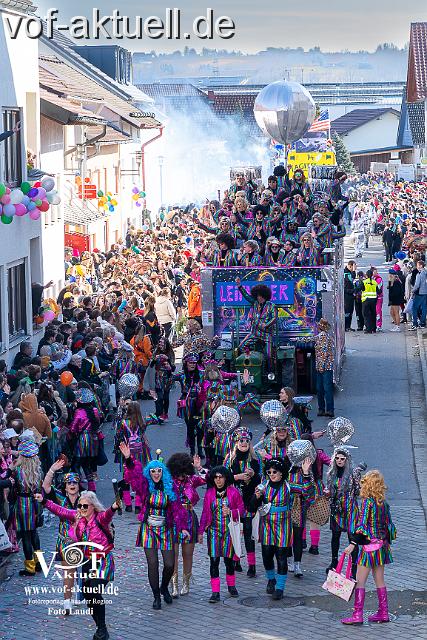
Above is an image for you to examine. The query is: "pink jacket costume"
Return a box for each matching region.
[124,458,188,531]
[44,499,115,580]
[199,485,245,535]
[173,475,206,507]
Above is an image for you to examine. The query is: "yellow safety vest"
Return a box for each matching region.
[361,279,377,302]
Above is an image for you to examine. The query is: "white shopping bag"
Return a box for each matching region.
[228,517,242,559]
[0,518,12,551]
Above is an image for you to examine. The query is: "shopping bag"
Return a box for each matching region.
[322,553,356,602]
[404,299,414,315]
[228,516,242,558]
[0,518,12,551]
[251,510,260,541]
[108,383,117,409]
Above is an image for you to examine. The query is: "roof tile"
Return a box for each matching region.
[331,108,400,135]
[407,22,427,102]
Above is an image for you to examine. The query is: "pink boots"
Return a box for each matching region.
[368,587,390,623]
[341,588,365,625]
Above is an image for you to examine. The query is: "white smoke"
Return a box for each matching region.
[143,100,270,214]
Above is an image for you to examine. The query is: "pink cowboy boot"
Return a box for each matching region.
[341,588,365,625]
[368,587,390,623]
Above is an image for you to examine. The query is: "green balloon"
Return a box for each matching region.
[0,184,6,197]
[140,191,146,197]
[35,199,42,206]
[1,214,13,224]
[21,181,31,194]
[97,190,104,197]
[160,213,165,221]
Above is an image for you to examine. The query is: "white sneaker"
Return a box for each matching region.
[63,599,72,615]
[408,325,418,331]
[390,326,401,332]
[287,558,294,572]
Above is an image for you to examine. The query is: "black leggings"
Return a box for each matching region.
[21,530,41,560]
[144,548,175,595]
[82,577,107,629]
[209,556,234,578]
[261,544,288,575]
[242,516,255,554]
[185,415,203,456]
[291,525,304,562]
[155,390,170,417]
[331,530,358,566]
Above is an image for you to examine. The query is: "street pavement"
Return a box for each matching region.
[0,235,426,640]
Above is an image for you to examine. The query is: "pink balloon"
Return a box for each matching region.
[1,195,10,205]
[29,209,41,220]
[6,188,11,194]
[14,203,27,216]
[44,310,55,321]
[37,187,46,199]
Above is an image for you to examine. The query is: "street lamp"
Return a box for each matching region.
[158,155,164,206]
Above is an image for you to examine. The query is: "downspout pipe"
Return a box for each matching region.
[141,127,164,207]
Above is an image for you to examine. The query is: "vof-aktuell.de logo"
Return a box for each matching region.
[23,542,118,616]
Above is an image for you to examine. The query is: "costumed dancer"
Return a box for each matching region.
[37,490,120,640]
[325,447,364,577]
[341,470,396,626]
[119,443,190,610]
[198,466,245,602]
[42,458,81,613]
[68,387,101,493]
[174,353,203,457]
[249,456,314,600]
[114,401,152,513]
[167,453,206,597]
[301,433,331,556]
[224,428,260,577]
[11,440,43,576]
[235,277,277,372]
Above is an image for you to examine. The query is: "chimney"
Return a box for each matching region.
[207,90,215,102]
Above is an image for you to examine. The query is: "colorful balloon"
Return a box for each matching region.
[1,214,13,224]
[1,195,10,205]
[0,184,6,197]
[132,186,139,194]
[10,189,24,204]
[39,200,50,212]
[29,209,41,220]
[21,182,31,194]
[60,371,73,386]
[3,204,15,217]
[41,178,55,192]
[28,188,38,198]
[14,203,27,216]
[36,187,46,199]
[97,190,104,197]
[27,202,37,211]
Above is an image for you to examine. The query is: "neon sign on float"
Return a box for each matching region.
[215,282,295,306]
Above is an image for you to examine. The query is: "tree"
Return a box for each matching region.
[332,132,356,174]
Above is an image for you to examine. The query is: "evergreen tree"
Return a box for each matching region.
[332,132,356,174]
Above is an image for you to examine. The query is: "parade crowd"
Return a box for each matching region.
[2,166,424,640]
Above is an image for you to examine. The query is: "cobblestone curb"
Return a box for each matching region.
[413,329,427,525]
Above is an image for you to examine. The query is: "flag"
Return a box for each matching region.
[308,109,330,132]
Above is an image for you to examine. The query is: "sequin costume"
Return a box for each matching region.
[237,284,277,361]
[11,467,42,532]
[173,475,205,544]
[47,487,79,561]
[329,472,360,534]
[352,498,396,568]
[199,486,245,558]
[114,419,151,470]
[257,477,314,547]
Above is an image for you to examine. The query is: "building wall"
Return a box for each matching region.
[339,112,400,153]
[40,115,65,299]
[0,9,44,364]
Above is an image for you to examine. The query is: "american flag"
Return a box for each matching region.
[308,109,330,132]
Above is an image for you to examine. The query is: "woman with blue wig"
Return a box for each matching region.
[120,443,190,610]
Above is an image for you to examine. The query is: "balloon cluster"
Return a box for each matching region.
[34,298,60,327]
[98,190,118,213]
[131,186,146,207]
[0,178,60,225]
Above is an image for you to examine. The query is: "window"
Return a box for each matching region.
[8,262,27,339]
[2,108,23,186]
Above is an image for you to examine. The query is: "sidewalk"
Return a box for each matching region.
[0,236,426,640]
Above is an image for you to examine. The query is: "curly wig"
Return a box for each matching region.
[264,456,291,479]
[360,470,386,504]
[167,452,195,478]
[216,233,236,250]
[143,460,176,500]
[251,284,272,301]
[206,465,234,488]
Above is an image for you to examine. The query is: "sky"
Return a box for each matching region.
[36,0,427,53]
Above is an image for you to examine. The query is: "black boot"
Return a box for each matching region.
[234,560,243,572]
[247,565,256,578]
[160,585,173,604]
[209,592,220,603]
[272,589,284,601]
[326,556,338,575]
[228,586,239,597]
[93,627,109,640]
[308,545,319,555]
[125,505,132,513]
[266,579,276,595]
[152,591,161,610]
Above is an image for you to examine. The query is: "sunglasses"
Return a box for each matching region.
[238,438,250,443]
[77,503,90,510]
[335,456,347,462]
[214,474,225,479]
[266,469,280,476]
[150,468,162,473]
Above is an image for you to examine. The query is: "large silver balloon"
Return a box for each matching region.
[211,406,240,434]
[327,417,354,446]
[287,439,316,467]
[117,373,139,399]
[254,80,316,144]
[260,400,286,430]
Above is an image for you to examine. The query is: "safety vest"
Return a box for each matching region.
[361,279,377,302]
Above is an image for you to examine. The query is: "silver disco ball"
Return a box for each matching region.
[117,373,139,399]
[260,400,286,430]
[327,417,354,446]
[287,439,316,467]
[211,406,240,434]
[254,80,316,144]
